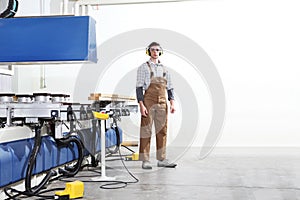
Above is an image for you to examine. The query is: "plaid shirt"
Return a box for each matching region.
[136,60,173,90]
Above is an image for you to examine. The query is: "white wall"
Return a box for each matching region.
[13,0,300,147]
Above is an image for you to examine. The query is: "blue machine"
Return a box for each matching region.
[0,16,97,64]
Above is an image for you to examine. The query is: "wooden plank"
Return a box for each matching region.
[121,141,139,147]
[89,93,136,101]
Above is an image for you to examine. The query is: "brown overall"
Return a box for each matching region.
[139,62,168,161]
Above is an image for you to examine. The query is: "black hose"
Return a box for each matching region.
[58,136,84,177]
[25,126,57,195]
[107,126,121,154]
[0,0,18,18]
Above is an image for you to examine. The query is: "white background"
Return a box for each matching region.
[12,0,300,147]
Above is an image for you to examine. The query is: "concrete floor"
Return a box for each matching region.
[7,147,300,200]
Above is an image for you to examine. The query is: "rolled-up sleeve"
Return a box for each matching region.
[166,70,173,90]
[136,87,144,102]
[136,65,145,88]
[167,89,175,101]
[136,65,146,102]
[166,70,175,101]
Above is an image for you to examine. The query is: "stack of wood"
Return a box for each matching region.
[88,93,136,101]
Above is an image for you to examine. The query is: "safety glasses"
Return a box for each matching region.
[150,48,161,52]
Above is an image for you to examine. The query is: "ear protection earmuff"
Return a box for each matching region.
[146,47,151,56]
[146,46,163,56]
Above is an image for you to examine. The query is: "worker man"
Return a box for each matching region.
[136,42,177,169]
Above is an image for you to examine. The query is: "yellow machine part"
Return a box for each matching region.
[93,111,109,120]
[132,152,139,160]
[55,180,84,199]
[125,152,139,161]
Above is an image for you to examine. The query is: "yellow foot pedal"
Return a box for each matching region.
[55,180,84,199]
[125,152,139,161]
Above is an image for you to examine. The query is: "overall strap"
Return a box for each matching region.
[146,61,154,78]
[147,61,167,78]
[162,65,166,78]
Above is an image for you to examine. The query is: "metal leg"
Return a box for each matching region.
[92,119,116,181]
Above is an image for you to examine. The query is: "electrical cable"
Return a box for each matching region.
[57,143,139,190]
[98,146,139,189]
[4,187,21,200]
[105,117,121,154]
[25,126,57,194]
[98,124,139,189]
[4,126,58,200]
[121,144,136,153]
[4,187,64,200]
[62,121,69,130]
[57,135,84,177]
[56,124,139,189]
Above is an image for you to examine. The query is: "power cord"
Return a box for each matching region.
[121,144,136,153]
[98,147,139,189]
[4,187,65,200]
[58,145,139,190]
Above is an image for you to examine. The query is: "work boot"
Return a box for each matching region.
[157,159,177,168]
[142,161,152,169]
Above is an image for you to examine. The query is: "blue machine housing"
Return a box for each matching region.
[0,16,97,64]
[0,128,122,188]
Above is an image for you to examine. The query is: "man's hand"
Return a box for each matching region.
[170,99,176,114]
[139,101,148,117]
